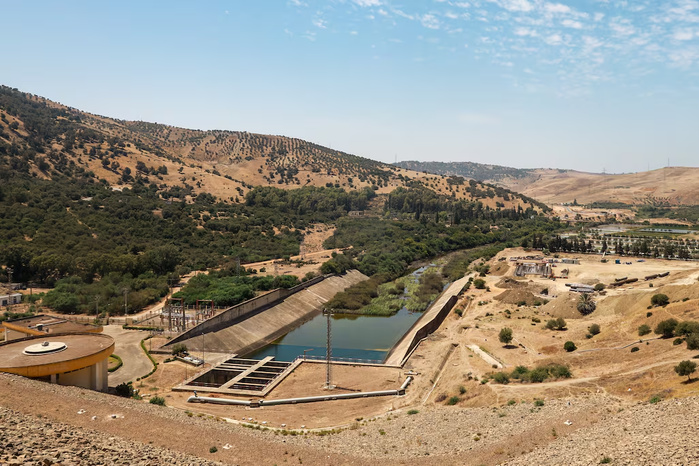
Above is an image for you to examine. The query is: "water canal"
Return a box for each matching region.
[246,266,438,362]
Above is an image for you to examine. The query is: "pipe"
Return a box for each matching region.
[187,395,251,406]
[400,375,413,391]
[259,390,400,406]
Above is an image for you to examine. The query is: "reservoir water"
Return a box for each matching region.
[246,266,436,363]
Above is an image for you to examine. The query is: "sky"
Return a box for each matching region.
[3,0,699,173]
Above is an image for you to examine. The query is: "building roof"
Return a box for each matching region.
[2,314,102,336]
[0,333,114,377]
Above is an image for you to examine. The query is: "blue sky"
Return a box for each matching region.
[3,1,699,173]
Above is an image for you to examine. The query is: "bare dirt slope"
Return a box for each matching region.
[500,167,699,205]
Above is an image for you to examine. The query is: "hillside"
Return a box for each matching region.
[395,160,535,183]
[0,85,542,211]
[502,167,699,207]
[394,160,699,206]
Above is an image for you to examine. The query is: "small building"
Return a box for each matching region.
[348,210,365,217]
[514,262,552,278]
[0,293,22,307]
[2,314,103,342]
[0,333,114,392]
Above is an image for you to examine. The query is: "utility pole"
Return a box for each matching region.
[7,267,13,312]
[323,308,335,390]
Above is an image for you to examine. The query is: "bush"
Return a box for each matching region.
[149,396,166,406]
[654,319,678,338]
[651,293,669,307]
[209,446,218,454]
[646,311,653,317]
[491,372,510,384]
[499,327,513,345]
[115,382,134,398]
[446,396,460,405]
[673,338,684,346]
[638,324,651,336]
[631,346,640,353]
[649,395,662,404]
[545,317,567,330]
[534,399,545,407]
[171,343,188,356]
[459,385,467,395]
[588,323,601,335]
[687,334,699,351]
[564,341,577,352]
[594,283,605,291]
[473,278,486,289]
[407,409,419,415]
[675,321,699,336]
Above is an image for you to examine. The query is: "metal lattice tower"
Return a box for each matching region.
[323,309,335,390]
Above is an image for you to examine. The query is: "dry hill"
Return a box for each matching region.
[0,85,542,211]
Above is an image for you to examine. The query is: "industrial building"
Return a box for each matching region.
[0,333,114,392]
[2,314,103,341]
[0,292,22,307]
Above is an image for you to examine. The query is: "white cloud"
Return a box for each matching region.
[544,3,571,14]
[673,29,696,40]
[514,27,537,36]
[421,14,441,29]
[562,19,583,29]
[609,17,636,36]
[354,0,381,7]
[313,18,327,29]
[496,0,534,13]
[544,33,563,45]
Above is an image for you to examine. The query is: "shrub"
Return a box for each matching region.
[638,324,651,336]
[528,367,550,383]
[115,382,134,398]
[534,399,545,407]
[651,293,669,307]
[654,319,678,338]
[675,321,699,336]
[446,396,460,405]
[554,317,567,330]
[564,341,577,352]
[171,343,188,356]
[459,385,467,395]
[673,338,684,346]
[600,457,612,464]
[407,409,419,415]
[594,283,605,291]
[687,334,699,351]
[631,346,640,353]
[646,311,653,318]
[209,446,218,454]
[588,323,601,335]
[649,395,662,404]
[491,372,510,384]
[473,278,486,289]
[499,327,513,345]
[149,396,166,406]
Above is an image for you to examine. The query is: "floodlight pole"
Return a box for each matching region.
[323,308,335,390]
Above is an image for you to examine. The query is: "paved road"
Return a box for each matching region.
[103,325,154,387]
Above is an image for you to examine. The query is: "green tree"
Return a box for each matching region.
[638,324,651,336]
[473,278,486,289]
[651,293,669,307]
[686,333,699,351]
[577,293,596,315]
[654,319,678,338]
[674,360,697,382]
[563,341,577,352]
[499,327,513,346]
[588,323,601,336]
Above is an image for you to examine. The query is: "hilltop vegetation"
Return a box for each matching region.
[395,160,535,182]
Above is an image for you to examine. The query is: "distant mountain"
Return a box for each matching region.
[394,160,537,183]
[395,160,699,207]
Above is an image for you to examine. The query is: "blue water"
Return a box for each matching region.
[247,265,436,362]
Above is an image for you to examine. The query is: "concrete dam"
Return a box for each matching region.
[164,270,367,356]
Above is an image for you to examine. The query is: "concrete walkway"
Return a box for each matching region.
[103,325,154,386]
[384,274,471,366]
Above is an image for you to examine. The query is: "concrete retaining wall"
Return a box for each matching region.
[165,275,326,348]
[164,271,368,355]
